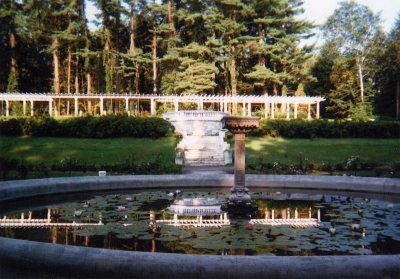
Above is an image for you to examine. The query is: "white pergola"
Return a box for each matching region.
[0,92,325,119]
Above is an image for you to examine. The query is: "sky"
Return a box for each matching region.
[300,0,400,45]
[86,0,400,45]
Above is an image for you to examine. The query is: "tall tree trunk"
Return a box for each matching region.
[67,49,72,94]
[230,46,237,96]
[168,0,175,35]
[152,30,158,94]
[356,55,364,103]
[258,24,265,67]
[104,31,112,93]
[129,3,136,55]
[87,73,92,94]
[223,62,228,95]
[7,0,18,92]
[75,57,79,93]
[396,73,400,120]
[7,29,18,92]
[10,31,17,77]
[81,0,91,95]
[273,63,278,96]
[53,37,60,94]
[135,64,140,94]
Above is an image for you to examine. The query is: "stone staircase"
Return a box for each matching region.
[180,136,228,166]
[164,111,232,167]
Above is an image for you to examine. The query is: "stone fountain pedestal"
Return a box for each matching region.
[222,116,260,216]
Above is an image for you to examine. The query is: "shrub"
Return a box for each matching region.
[0,118,24,136]
[1,115,174,138]
[251,120,400,138]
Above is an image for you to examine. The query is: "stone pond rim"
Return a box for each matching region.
[0,175,400,278]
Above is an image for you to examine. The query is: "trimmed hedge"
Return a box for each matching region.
[249,120,400,138]
[1,117,398,139]
[0,155,181,180]
[0,115,174,138]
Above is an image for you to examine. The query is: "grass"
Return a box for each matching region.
[1,136,399,179]
[0,136,178,166]
[243,137,400,167]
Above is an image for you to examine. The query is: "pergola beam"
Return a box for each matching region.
[0,93,325,119]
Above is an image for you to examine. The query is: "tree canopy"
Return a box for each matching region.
[1,0,399,119]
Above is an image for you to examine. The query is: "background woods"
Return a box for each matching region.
[0,0,399,119]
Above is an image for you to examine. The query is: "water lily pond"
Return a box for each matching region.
[1,189,399,256]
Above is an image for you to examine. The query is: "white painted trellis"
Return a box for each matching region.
[0,92,324,119]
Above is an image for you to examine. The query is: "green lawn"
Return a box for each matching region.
[245,137,400,166]
[0,136,178,166]
[1,136,399,169]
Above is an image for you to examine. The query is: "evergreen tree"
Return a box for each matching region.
[173,43,218,95]
[0,0,21,92]
[246,0,314,96]
[376,14,400,119]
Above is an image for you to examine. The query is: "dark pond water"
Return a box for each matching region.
[1,189,399,256]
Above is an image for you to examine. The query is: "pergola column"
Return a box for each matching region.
[294,102,298,119]
[316,101,320,119]
[74,97,78,116]
[223,101,228,113]
[125,98,129,114]
[242,102,246,116]
[198,100,204,110]
[150,98,156,115]
[5,100,9,117]
[100,98,104,115]
[174,100,179,112]
[49,99,53,117]
[247,102,252,116]
[23,100,26,116]
[271,102,275,119]
[264,102,269,119]
[286,103,290,119]
[307,102,311,120]
[30,101,34,116]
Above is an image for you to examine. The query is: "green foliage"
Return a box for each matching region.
[0,118,23,136]
[249,120,400,138]
[348,102,374,121]
[1,116,174,138]
[6,71,18,92]
[0,153,181,180]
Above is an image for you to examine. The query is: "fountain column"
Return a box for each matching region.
[223,116,260,202]
[234,133,246,192]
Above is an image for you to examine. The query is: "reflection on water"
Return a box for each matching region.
[1,190,400,256]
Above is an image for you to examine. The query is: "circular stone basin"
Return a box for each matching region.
[1,189,400,256]
[1,175,400,279]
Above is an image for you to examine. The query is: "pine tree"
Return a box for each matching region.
[173,43,218,95]
[246,0,314,95]
[91,0,125,93]
[376,14,400,119]
[0,1,19,91]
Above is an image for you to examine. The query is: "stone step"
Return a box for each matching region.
[184,157,225,162]
[184,160,226,166]
[184,152,225,159]
[180,137,222,145]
